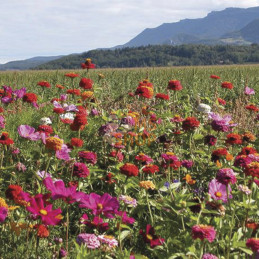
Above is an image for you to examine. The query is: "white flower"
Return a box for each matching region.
[197,103,211,113]
[59,113,75,120]
[40,117,52,125]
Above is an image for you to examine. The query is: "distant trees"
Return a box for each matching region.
[35,44,259,70]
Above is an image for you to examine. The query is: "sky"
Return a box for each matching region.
[1,0,259,64]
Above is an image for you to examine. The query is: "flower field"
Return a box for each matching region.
[0,63,258,259]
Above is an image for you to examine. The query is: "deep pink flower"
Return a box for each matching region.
[26,194,62,225]
[0,116,5,129]
[192,224,216,242]
[79,193,119,218]
[216,168,237,185]
[244,86,255,95]
[116,211,135,224]
[43,177,85,203]
[76,233,100,249]
[78,151,97,165]
[0,207,8,222]
[208,179,232,203]
[79,214,109,232]
[73,162,90,178]
[139,224,165,248]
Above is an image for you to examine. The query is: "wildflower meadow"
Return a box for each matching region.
[0,62,258,259]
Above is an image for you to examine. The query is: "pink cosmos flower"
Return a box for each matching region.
[79,214,109,232]
[208,113,237,132]
[244,86,255,95]
[0,207,8,222]
[18,125,42,141]
[26,194,62,225]
[53,100,78,112]
[116,211,135,224]
[79,193,119,218]
[43,177,85,203]
[208,179,232,203]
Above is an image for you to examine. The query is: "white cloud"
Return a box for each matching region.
[0,0,259,63]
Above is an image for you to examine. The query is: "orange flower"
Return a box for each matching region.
[81,91,94,100]
[56,84,65,89]
[65,72,79,78]
[45,137,63,151]
[139,181,155,190]
[183,174,196,185]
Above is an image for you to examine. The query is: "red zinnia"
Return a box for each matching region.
[34,224,49,238]
[81,58,96,70]
[79,78,93,89]
[245,104,259,112]
[192,224,216,243]
[65,73,79,78]
[182,117,200,131]
[66,89,81,96]
[120,163,139,177]
[71,138,84,147]
[37,125,53,136]
[210,75,220,79]
[217,98,226,106]
[168,80,183,91]
[226,133,242,145]
[53,108,65,114]
[211,148,228,162]
[221,81,233,89]
[135,86,153,99]
[155,93,169,100]
[0,107,5,113]
[23,93,37,103]
[0,132,14,145]
[142,164,160,174]
[37,81,51,88]
[239,147,257,156]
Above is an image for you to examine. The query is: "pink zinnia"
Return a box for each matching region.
[216,168,237,185]
[78,151,97,165]
[192,224,216,242]
[246,238,259,252]
[76,233,100,249]
[0,207,8,222]
[73,162,90,178]
[202,253,219,259]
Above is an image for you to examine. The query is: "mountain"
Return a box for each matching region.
[0,56,64,71]
[121,6,259,47]
[221,18,259,44]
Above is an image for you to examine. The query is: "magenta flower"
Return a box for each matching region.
[79,214,109,232]
[202,254,219,259]
[79,193,119,218]
[13,87,26,98]
[0,116,5,129]
[56,144,71,161]
[0,207,8,222]
[208,179,232,203]
[18,125,42,141]
[244,86,255,95]
[43,177,85,203]
[53,100,78,112]
[73,162,90,178]
[78,151,97,165]
[26,194,62,225]
[216,168,237,185]
[116,211,135,224]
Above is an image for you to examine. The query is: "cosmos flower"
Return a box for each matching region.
[244,86,255,95]
[208,179,232,203]
[18,125,42,141]
[208,112,237,132]
[139,225,165,248]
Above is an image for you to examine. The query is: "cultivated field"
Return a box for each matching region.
[0,64,258,259]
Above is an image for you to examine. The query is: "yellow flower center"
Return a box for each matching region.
[146,234,153,240]
[215,192,222,197]
[39,209,48,215]
[97,203,103,210]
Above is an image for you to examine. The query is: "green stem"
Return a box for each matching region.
[145,190,154,225]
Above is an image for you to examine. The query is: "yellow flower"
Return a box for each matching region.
[0,197,8,209]
[45,137,63,151]
[139,181,155,190]
[81,91,94,100]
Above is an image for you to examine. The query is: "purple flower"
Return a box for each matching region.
[13,87,26,98]
[36,170,51,179]
[244,86,255,95]
[208,113,237,132]
[79,193,119,218]
[202,253,219,259]
[59,248,68,258]
[76,233,100,249]
[1,97,13,104]
[0,207,8,223]
[60,94,67,101]
[53,101,78,112]
[90,108,100,116]
[16,162,26,172]
[216,168,237,185]
[208,179,232,203]
[56,144,71,161]
[18,125,42,141]
[98,123,117,136]
[43,177,86,203]
[181,160,193,168]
